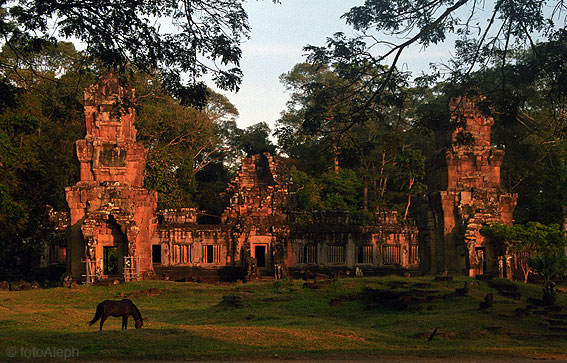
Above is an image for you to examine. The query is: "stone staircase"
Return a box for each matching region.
[518,304,567,339]
[546,312,567,334]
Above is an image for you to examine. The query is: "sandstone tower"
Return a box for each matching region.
[65,74,157,281]
[423,94,517,277]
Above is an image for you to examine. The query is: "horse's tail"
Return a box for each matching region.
[88,303,103,326]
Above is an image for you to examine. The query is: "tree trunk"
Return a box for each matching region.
[404,194,412,221]
[333,142,339,174]
[518,253,531,283]
[523,265,530,284]
[327,109,339,175]
[379,151,388,198]
[403,176,415,221]
[562,206,567,256]
[363,182,368,211]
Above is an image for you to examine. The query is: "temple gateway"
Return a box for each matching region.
[65,74,158,282]
[62,75,517,282]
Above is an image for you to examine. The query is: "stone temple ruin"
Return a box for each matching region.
[61,76,517,282]
[154,154,420,282]
[65,74,157,281]
[419,94,517,278]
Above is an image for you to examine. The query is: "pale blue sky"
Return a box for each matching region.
[222,0,453,129]
[69,1,455,129]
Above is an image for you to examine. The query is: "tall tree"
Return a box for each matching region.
[276,62,409,173]
[1,0,278,107]
[132,74,238,210]
[308,0,567,112]
[277,62,430,223]
[0,41,94,274]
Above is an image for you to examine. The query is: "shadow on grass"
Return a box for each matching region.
[2,278,566,361]
[2,328,266,361]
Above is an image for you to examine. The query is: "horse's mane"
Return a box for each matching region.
[128,300,143,321]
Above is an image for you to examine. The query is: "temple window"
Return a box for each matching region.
[382,245,401,265]
[172,244,191,264]
[409,244,420,265]
[328,245,345,264]
[298,244,316,264]
[203,245,221,264]
[356,245,373,264]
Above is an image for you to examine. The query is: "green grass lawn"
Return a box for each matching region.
[0,276,566,361]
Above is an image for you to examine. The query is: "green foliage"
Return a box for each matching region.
[528,254,567,281]
[290,169,321,211]
[216,120,277,177]
[134,74,238,210]
[274,111,333,175]
[0,41,93,273]
[352,209,377,226]
[233,122,277,157]
[276,62,411,167]
[291,168,363,218]
[194,162,230,217]
[517,223,567,256]
[1,0,264,107]
[480,223,514,245]
[0,182,28,239]
[144,151,194,210]
[318,169,363,213]
[482,222,567,257]
[277,62,429,222]
[482,222,567,282]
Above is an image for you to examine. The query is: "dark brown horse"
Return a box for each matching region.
[88,299,143,331]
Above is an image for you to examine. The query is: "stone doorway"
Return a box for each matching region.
[254,245,266,268]
[475,247,486,275]
[103,246,119,274]
[152,245,162,264]
[98,216,127,278]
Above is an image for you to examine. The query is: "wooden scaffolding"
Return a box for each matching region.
[83,258,102,284]
[124,255,141,282]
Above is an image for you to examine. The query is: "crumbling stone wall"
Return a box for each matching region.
[149,155,291,280]
[151,155,419,278]
[153,208,230,268]
[422,94,517,277]
[221,153,291,272]
[65,74,157,280]
[287,210,419,275]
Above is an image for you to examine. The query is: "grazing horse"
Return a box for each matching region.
[88,299,143,331]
